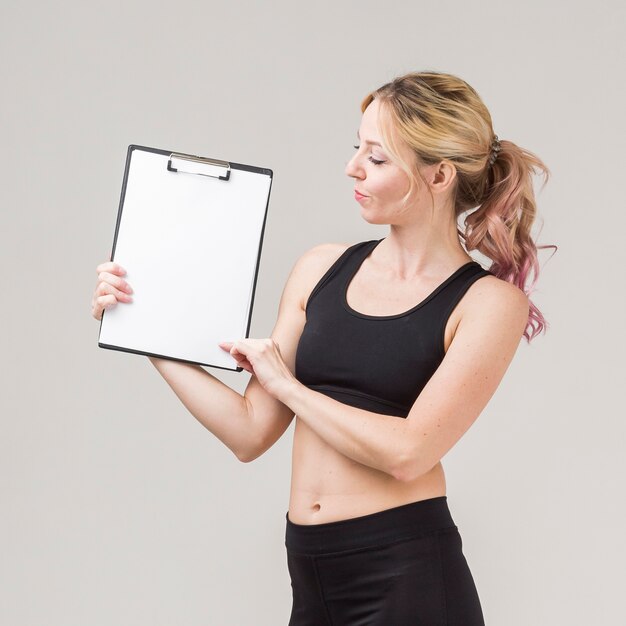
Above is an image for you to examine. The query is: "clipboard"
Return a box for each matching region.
[98,144,273,372]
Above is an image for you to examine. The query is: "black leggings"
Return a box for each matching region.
[285,496,485,625]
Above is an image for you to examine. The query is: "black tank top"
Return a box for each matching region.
[294,238,493,418]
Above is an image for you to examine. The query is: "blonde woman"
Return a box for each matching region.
[92,71,553,624]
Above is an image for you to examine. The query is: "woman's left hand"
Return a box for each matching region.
[218,338,298,402]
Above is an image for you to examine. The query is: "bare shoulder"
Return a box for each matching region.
[291,242,353,310]
[299,241,353,267]
[459,272,530,334]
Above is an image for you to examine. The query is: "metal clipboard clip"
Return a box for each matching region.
[167,152,231,181]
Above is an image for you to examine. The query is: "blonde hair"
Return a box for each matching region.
[362,70,557,342]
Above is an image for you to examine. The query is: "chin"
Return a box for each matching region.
[359,211,390,226]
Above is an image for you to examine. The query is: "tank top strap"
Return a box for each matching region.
[304,239,379,314]
[421,262,493,361]
[426,261,493,320]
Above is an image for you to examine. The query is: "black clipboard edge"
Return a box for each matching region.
[98,342,245,372]
[97,144,274,372]
[127,144,273,177]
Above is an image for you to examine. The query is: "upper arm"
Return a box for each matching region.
[242,242,350,461]
[396,278,530,481]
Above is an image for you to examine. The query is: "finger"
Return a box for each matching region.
[96,261,127,276]
[96,281,134,302]
[219,342,241,357]
[95,262,129,291]
[93,294,117,320]
[230,346,247,360]
[217,342,252,368]
[221,342,245,358]
[97,270,133,294]
[234,357,253,372]
[228,347,249,367]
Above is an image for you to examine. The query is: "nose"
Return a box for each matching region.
[344,152,364,180]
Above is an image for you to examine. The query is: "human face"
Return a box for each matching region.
[345,98,418,222]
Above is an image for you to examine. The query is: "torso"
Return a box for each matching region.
[287,242,484,525]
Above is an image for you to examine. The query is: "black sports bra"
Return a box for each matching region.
[294,238,493,418]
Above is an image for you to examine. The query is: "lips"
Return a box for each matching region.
[355,189,368,197]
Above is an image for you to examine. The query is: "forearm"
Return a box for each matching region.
[280,381,409,479]
[148,357,256,461]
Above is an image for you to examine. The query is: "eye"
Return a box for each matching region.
[352,145,386,166]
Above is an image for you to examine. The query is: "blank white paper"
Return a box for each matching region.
[98,147,272,370]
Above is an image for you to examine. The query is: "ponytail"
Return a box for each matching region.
[462,139,557,342]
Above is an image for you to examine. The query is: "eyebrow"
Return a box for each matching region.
[356,130,382,147]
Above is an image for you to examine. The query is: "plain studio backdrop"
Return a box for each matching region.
[1,1,624,624]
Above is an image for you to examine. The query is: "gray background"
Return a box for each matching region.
[2,1,624,624]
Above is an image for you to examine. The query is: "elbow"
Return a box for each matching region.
[235,399,266,463]
[236,443,262,463]
[236,434,269,463]
[391,460,415,483]
[391,447,424,483]
[236,450,256,463]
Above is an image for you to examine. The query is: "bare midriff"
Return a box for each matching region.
[285,244,475,526]
[287,416,447,525]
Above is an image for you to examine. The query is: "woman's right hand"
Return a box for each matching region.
[91,260,134,320]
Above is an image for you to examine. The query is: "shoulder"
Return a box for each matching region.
[288,242,354,310]
[460,271,530,335]
[299,241,353,271]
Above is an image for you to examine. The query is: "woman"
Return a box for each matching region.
[92,71,553,624]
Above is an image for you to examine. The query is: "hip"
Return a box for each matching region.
[284,496,485,625]
[285,495,455,555]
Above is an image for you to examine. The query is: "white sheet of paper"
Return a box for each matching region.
[98,147,272,369]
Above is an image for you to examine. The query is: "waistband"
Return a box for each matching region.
[285,496,456,555]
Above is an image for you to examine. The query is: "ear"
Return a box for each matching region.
[430,160,457,195]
